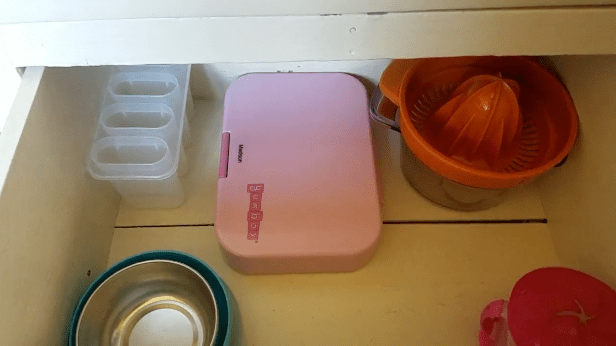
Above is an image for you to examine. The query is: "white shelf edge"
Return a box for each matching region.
[2,7,616,67]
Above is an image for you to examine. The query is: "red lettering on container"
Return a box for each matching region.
[247,184,264,240]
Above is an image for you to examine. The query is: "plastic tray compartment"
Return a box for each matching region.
[108,72,181,106]
[99,103,178,143]
[88,136,186,208]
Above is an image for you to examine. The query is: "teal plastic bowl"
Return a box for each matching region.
[69,250,240,346]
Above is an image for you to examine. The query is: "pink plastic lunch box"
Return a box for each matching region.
[215,73,382,274]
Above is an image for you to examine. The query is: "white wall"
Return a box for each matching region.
[0,67,120,345]
[0,54,20,134]
[540,56,616,287]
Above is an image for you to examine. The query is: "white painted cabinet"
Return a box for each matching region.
[1,4,616,345]
[3,0,615,23]
[0,5,616,66]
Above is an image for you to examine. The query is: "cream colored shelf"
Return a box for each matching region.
[115,99,545,227]
[4,8,616,67]
[108,223,560,345]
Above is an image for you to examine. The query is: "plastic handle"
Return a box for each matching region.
[379,59,417,106]
[371,59,422,132]
[219,132,231,178]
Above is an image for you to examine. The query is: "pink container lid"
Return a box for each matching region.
[508,267,616,346]
[216,73,382,274]
[479,267,616,346]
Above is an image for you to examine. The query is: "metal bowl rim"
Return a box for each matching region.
[68,251,233,346]
[76,259,219,346]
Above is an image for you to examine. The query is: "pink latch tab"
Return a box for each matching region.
[219,132,231,178]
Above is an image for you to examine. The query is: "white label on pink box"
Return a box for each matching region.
[247,184,264,240]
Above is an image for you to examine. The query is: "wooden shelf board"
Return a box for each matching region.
[108,223,559,346]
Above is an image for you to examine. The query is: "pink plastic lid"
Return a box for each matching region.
[508,267,616,346]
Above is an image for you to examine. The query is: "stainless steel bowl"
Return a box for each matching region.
[76,260,218,346]
[400,139,507,210]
